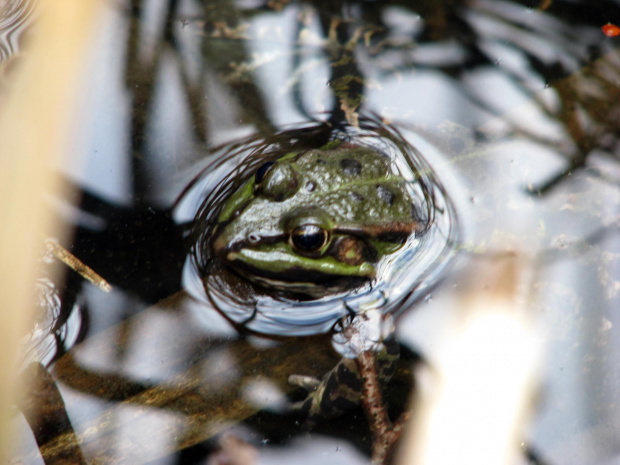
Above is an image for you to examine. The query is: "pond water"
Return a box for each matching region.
[4,0,620,464]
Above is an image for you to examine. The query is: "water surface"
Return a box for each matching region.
[4,1,620,464]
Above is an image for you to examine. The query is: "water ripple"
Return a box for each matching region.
[180,118,458,337]
[0,0,37,63]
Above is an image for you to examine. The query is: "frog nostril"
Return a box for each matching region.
[248,234,260,244]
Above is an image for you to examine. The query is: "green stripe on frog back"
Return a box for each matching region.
[319,139,344,150]
[217,178,255,222]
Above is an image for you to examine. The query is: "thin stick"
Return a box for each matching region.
[45,239,112,293]
[357,350,409,465]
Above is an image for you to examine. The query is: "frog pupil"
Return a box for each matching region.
[255,161,275,184]
[291,225,328,253]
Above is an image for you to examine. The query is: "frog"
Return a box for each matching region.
[210,140,428,298]
[207,138,427,424]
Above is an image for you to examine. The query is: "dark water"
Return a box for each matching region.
[5,0,620,464]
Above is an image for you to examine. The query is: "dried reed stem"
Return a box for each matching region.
[0,0,99,458]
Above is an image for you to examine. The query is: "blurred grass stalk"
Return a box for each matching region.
[0,0,99,459]
[400,262,541,465]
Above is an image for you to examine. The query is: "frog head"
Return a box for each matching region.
[210,143,426,297]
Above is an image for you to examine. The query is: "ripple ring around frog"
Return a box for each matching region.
[178,116,458,338]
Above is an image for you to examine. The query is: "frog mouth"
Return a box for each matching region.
[221,247,375,295]
[229,263,371,297]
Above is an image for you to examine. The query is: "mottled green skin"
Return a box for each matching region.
[211,142,420,295]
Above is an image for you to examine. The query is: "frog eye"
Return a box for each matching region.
[290,224,329,254]
[255,161,275,184]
